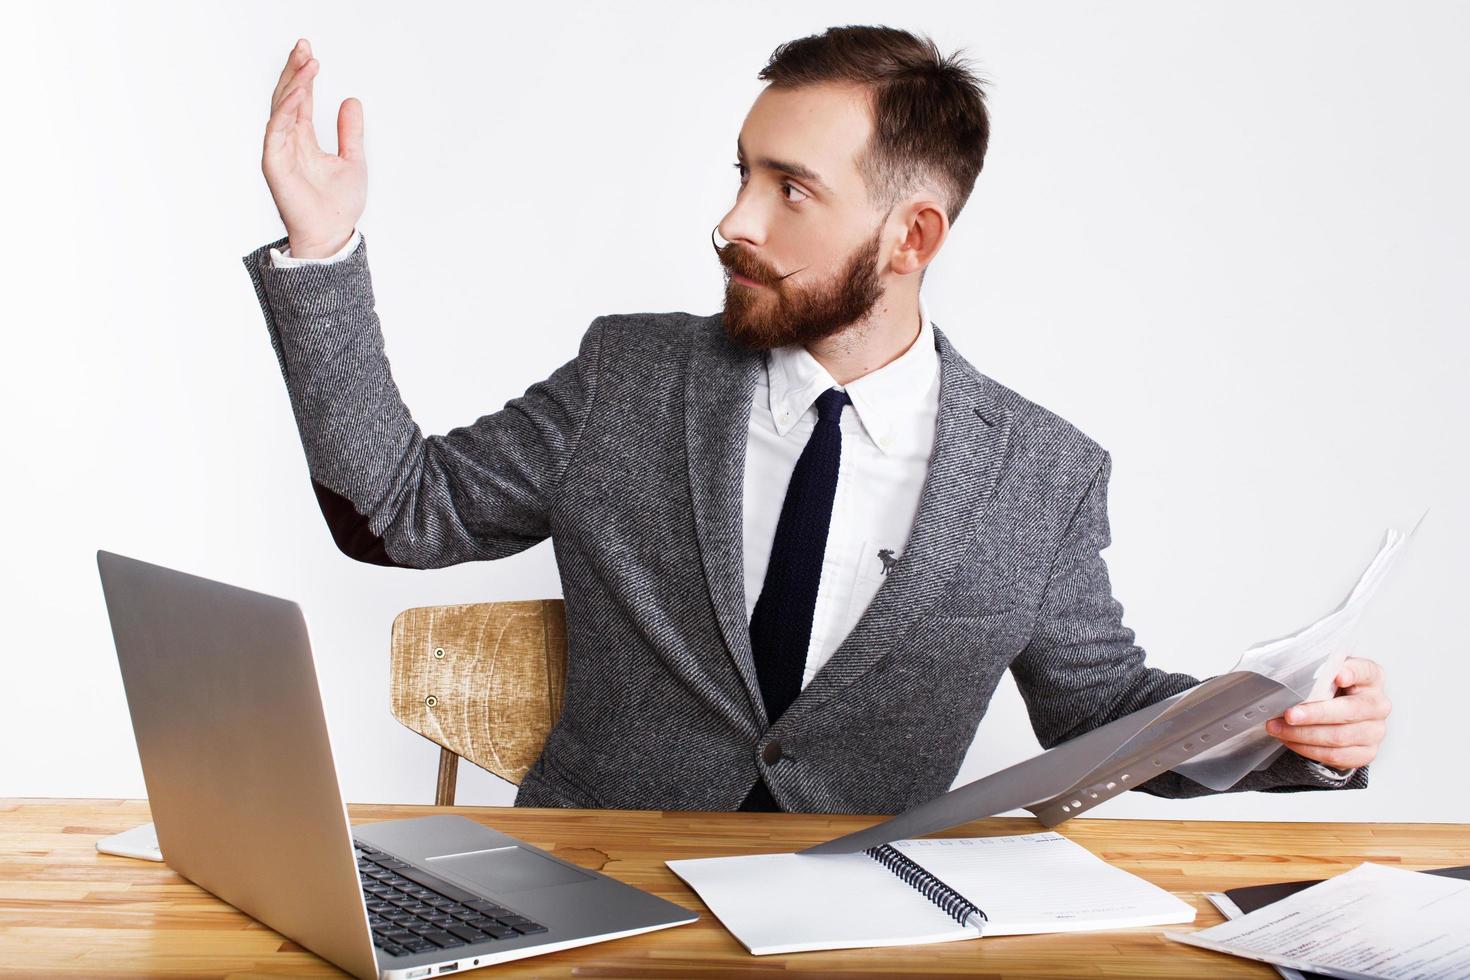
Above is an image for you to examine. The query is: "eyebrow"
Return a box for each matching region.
[737,137,833,196]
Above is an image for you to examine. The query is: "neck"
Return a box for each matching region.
[803,285,922,385]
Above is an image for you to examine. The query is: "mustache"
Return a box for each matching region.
[710,227,806,285]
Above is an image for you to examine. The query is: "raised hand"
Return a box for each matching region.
[259,38,366,258]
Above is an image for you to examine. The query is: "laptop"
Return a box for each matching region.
[95,550,696,979]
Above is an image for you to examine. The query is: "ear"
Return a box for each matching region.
[888,196,949,277]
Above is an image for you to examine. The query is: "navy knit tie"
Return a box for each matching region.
[740,386,850,812]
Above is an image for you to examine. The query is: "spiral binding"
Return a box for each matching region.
[864,844,987,927]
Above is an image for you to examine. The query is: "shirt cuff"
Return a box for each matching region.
[1304,759,1357,783]
[269,228,361,268]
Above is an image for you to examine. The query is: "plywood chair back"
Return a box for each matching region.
[389,599,567,805]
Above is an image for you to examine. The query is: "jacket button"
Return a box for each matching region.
[762,740,783,765]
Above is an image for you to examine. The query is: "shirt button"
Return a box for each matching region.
[762,741,783,765]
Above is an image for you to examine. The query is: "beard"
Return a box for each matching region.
[715,223,886,351]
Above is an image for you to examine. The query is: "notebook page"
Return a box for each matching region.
[892,832,1195,935]
[666,850,981,955]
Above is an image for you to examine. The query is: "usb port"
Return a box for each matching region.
[439,966,459,974]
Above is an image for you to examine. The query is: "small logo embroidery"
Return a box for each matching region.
[877,549,900,575]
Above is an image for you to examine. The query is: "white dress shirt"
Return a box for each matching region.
[269,232,1354,782]
[741,302,938,688]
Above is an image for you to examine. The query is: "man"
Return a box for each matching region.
[242,26,1390,813]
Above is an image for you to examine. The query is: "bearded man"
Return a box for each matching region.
[242,25,1389,813]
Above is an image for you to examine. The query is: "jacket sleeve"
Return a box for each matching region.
[1008,450,1368,798]
[240,230,608,569]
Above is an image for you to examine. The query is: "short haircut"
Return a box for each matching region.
[757,25,991,226]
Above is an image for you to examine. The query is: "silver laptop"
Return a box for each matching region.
[96,550,696,979]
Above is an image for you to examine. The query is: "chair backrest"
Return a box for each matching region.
[389,599,567,802]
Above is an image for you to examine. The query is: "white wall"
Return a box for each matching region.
[3,1,1464,823]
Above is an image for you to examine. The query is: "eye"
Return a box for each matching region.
[731,162,809,204]
[780,182,809,203]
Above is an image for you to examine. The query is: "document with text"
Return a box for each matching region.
[1167,863,1470,980]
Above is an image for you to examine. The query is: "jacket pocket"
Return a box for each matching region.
[930,584,1018,618]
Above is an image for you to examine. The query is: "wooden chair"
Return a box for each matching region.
[389,600,567,805]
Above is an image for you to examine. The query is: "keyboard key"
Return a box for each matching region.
[466,899,510,915]
[481,925,519,940]
[380,940,406,957]
[394,867,483,904]
[419,929,468,949]
[512,922,548,935]
[445,924,489,943]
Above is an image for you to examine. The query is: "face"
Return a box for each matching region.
[715,83,894,351]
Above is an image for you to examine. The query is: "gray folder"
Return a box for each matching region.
[802,670,1305,855]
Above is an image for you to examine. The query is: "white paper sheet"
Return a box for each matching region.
[668,832,1193,955]
[1168,863,1470,980]
[1170,512,1425,790]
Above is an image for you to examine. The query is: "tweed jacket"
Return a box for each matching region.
[241,231,1366,813]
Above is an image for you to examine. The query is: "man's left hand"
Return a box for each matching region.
[1265,656,1390,770]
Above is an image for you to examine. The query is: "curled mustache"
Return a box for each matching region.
[710,227,808,286]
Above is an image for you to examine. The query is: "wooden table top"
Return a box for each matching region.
[3,798,1467,978]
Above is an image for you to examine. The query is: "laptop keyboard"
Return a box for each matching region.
[353,839,548,958]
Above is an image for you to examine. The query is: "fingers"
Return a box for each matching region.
[266,86,305,139]
[1337,656,1385,691]
[338,97,365,160]
[1280,690,1391,728]
[276,57,319,116]
[272,38,311,109]
[271,41,319,125]
[1268,718,1386,749]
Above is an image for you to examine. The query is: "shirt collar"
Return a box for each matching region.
[765,294,939,455]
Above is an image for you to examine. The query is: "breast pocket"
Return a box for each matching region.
[847,538,906,622]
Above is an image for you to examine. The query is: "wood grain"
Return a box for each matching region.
[2,798,1467,978]
[389,600,567,799]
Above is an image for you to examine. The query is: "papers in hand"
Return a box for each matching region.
[667,831,1195,956]
[1167,863,1470,980]
[804,515,1424,854]
[1171,512,1425,790]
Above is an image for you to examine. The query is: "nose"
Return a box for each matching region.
[718,193,765,249]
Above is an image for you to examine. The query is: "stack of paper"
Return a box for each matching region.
[1167,863,1470,979]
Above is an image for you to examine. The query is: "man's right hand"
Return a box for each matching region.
[259,38,366,259]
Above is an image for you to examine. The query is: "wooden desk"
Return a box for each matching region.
[2,799,1466,977]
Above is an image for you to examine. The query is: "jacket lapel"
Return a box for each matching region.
[684,317,768,728]
[782,325,1014,721]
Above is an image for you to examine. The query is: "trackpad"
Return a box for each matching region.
[426,846,592,893]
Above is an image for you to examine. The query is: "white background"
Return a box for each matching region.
[3,1,1464,823]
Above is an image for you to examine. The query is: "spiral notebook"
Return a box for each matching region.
[666,831,1195,955]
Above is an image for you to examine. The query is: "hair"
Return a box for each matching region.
[757,25,991,227]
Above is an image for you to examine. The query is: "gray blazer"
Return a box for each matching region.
[241,231,1365,813]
